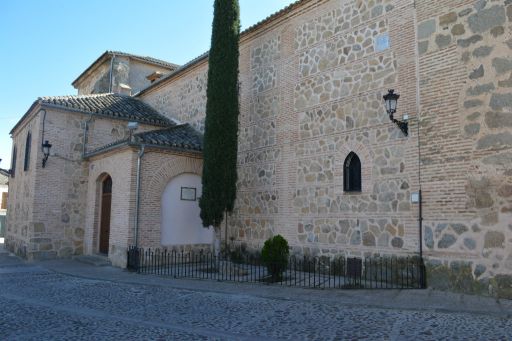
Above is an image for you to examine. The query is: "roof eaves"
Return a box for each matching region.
[83,139,131,159]
[136,0,312,97]
[0,168,10,177]
[9,99,42,135]
[135,52,209,97]
[71,51,110,88]
[84,138,202,159]
[72,51,180,88]
[241,0,306,36]
[39,101,171,127]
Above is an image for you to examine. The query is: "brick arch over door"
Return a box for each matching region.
[144,156,203,202]
[337,139,373,193]
[138,155,203,248]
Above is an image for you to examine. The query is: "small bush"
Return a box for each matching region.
[261,235,289,281]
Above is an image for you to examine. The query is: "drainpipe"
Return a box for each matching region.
[40,108,47,151]
[134,145,145,247]
[108,53,116,93]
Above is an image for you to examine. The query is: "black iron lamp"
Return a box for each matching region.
[383,89,408,136]
[42,140,52,168]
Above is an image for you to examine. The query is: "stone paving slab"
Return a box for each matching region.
[0,246,511,340]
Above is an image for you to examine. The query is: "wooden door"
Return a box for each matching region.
[99,176,112,254]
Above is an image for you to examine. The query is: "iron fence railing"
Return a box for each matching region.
[127,246,426,289]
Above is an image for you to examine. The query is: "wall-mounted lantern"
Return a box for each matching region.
[383,89,408,136]
[42,140,52,168]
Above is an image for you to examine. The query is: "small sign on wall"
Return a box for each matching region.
[180,187,197,201]
[375,33,390,52]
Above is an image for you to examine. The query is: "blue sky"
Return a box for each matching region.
[0,0,294,168]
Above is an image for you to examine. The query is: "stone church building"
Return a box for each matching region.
[5,0,512,297]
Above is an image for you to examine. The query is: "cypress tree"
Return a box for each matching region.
[199,0,240,228]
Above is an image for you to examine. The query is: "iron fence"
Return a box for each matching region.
[127,246,426,289]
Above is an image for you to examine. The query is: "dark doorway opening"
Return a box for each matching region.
[99,176,112,255]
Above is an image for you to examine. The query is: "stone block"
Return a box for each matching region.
[484,231,505,248]
[474,0,487,12]
[490,26,504,37]
[451,224,468,235]
[33,223,45,233]
[435,34,451,49]
[468,5,506,33]
[468,65,484,79]
[464,123,480,136]
[427,262,487,295]
[472,46,493,58]
[30,238,52,244]
[464,238,476,250]
[485,112,512,128]
[439,12,457,26]
[467,83,494,96]
[492,58,512,74]
[475,190,494,208]
[418,41,428,55]
[457,35,482,48]
[424,226,434,249]
[467,112,481,120]
[377,233,389,247]
[490,93,512,110]
[474,264,486,277]
[350,230,361,245]
[417,19,436,39]
[481,151,512,165]
[451,24,465,35]
[371,5,383,18]
[391,237,403,248]
[438,234,456,248]
[464,99,483,108]
[477,132,512,149]
[458,8,472,17]
[491,275,512,299]
[497,184,512,197]
[362,232,375,246]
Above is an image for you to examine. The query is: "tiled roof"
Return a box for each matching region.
[133,124,203,151]
[10,93,173,135]
[241,0,305,35]
[0,169,9,183]
[108,51,180,70]
[72,50,179,87]
[84,124,203,158]
[40,93,173,126]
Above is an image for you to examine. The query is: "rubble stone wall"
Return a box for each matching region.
[137,0,511,297]
[417,0,512,298]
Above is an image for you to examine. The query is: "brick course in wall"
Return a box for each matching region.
[5,0,511,297]
[138,0,511,297]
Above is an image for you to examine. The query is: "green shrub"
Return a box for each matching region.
[261,235,289,281]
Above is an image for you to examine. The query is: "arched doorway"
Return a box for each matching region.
[161,173,213,245]
[99,175,112,254]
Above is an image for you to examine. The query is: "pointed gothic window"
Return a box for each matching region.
[24,132,31,172]
[344,152,361,192]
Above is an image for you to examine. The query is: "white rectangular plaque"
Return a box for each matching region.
[181,187,197,201]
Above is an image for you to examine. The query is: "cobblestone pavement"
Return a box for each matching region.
[0,251,511,340]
